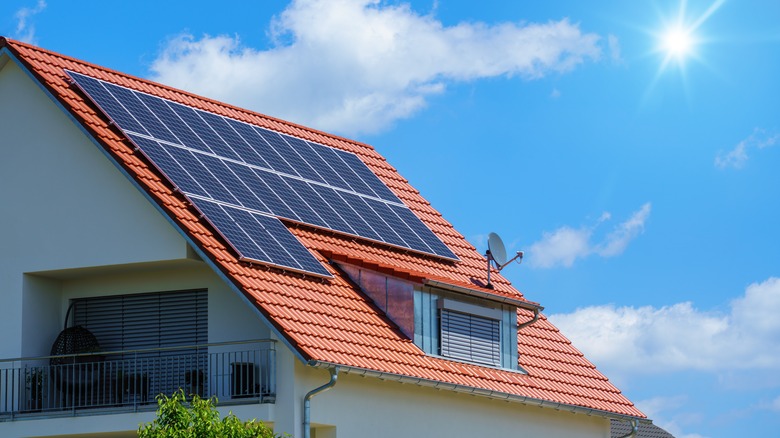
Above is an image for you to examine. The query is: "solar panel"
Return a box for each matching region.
[192,198,330,277]
[68,71,459,276]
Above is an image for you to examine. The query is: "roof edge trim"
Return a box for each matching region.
[424,279,542,311]
[307,360,646,422]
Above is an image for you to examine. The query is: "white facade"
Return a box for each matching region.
[0,52,612,437]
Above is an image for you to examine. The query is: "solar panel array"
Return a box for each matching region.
[68,71,458,277]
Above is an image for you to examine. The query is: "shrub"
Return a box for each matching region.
[138,389,280,438]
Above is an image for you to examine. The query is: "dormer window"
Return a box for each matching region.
[439,299,502,367]
[416,286,519,370]
[336,262,521,370]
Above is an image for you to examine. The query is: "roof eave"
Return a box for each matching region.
[308,360,647,422]
[424,279,543,311]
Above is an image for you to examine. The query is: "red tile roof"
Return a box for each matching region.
[1,37,644,419]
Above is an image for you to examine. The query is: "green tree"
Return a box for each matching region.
[138,389,280,438]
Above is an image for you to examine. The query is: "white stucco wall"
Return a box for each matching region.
[286,363,611,438]
[0,54,192,359]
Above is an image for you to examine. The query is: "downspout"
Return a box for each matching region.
[518,307,540,330]
[303,366,339,438]
[615,418,639,438]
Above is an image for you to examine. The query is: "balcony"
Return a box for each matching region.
[0,339,275,420]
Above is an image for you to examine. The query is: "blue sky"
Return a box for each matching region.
[3,1,779,436]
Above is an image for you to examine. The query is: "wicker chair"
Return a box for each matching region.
[49,302,104,407]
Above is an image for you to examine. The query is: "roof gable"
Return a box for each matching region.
[0,36,644,419]
[0,52,190,272]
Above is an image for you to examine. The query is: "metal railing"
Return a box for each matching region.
[0,340,276,420]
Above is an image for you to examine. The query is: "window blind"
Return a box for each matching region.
[72,289,208,354]
[440,309,501,367]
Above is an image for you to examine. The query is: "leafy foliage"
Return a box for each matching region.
[138,390,279,438]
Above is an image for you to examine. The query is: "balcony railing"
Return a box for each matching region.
[0,339,275,420]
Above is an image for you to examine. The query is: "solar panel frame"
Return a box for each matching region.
[68,70,459,269]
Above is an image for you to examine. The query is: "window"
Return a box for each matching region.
[415,288,519,370]
[439,298,502,367]
[440,309,501,366]
[72,289,208,355]
[68,289,210,403]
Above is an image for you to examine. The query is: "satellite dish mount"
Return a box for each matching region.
[485,232,523,289]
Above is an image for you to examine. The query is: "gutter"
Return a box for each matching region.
[307,360,648,425]
[615,418,640,438]
[303,366,339,438]
[518,307,540,330]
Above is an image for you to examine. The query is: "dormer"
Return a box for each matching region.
[337,263,540,371]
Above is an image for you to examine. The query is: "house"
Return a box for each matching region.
[0,36,648,438]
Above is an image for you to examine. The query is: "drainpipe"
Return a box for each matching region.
[615,418,639,438]
[303,366,339,438]
[518,307,540,330]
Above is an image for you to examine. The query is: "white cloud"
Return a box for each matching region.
[607,34,621,62]
[595,202,651,257]
[636,396,708,438]
[715,128,779,169]
[550,88,561,99]
[13,0,46,44]
[149,0,602,135]
[549,277,780,376]
[527,202,650,268]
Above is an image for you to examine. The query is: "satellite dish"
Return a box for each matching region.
[484,231,524,289]
[487,233,508,266]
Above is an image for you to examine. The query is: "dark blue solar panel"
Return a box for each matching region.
[284,179,353,235]
[102,82,179,144]
[226,120,294,174]
[304,142,352,191]
[193,199,329,276]
[311,185,379,240]
[225,162,300,222]
[315,146,375,198]
[256,129,324,184]
[390,204,458,260]
[365,197,432,254]
[163,145,241,206]
[169,103,242,162]
[227,207,299,269]
[261,172,327,228]
[247,212,330,276]
[193,199,264,259]
[285,137,349,190]
[127,134,209,198]
[339,191,406,248]
[335,149,401,203]
[200,114,270,169]
[134,93,213,155]
[68,71,458,266]
[196,154,269,213]
[69,72,148,135]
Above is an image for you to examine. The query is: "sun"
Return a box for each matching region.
[662,27,693,59]
[653,0,725,73]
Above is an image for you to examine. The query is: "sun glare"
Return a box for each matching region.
[652,0,725,75]
[663,28,693,58]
